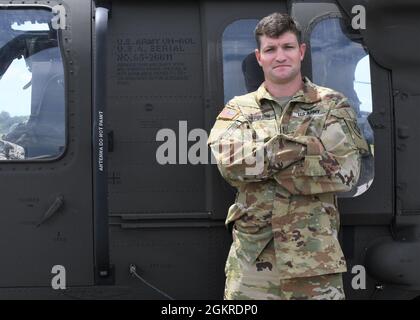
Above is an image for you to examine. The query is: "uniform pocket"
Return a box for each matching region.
[302,155,327,176]
[232,225,273,264]
[287,106,328,138]
[344,118,370,155]
[329,108,369,155]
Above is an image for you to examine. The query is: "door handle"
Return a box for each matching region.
[36,195,64,227]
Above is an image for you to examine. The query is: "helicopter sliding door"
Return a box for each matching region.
[0,0,94,288]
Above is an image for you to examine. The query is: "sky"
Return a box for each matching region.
[0,57,32,117]
[0,21,49,117]
[354,55,372,113]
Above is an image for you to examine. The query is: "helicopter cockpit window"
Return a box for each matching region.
[0,8,65,161]
[222,19,261,104]
[310,17,374,197]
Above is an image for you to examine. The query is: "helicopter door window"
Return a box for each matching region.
[310,17,374,197]
[0,8,65,161]
[222,19,262,104]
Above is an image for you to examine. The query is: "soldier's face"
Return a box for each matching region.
[255,32,306,85]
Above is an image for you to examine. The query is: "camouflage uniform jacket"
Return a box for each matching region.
[208,77,369,279]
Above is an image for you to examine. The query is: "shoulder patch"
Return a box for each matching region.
[217,107,239,120]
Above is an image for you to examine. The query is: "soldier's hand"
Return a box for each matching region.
[279,134,325,156]
[272,138,306,169]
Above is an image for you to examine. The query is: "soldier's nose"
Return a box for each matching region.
[275,51,287,62]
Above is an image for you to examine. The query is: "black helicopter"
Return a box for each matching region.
[0,0,419,300]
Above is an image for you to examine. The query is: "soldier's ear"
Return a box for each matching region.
[299,43,306,61]
[255,49,262,66]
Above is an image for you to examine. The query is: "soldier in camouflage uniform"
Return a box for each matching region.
[208,13,369,300]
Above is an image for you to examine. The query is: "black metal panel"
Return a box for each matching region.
[109,225,230,299]
[107,1,206,215]
[340,0,420,214]
[362,0,420,217]
[0,0,94,287]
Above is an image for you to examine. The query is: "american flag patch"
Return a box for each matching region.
[218,108,239,120]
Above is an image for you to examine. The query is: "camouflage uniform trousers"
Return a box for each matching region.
[224,239,345,300]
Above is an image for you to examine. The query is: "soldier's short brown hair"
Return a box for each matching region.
[255,13,302,49]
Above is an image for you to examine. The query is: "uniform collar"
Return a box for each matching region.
[256,77,321,105]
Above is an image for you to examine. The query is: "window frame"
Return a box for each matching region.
[221,18,261,104]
